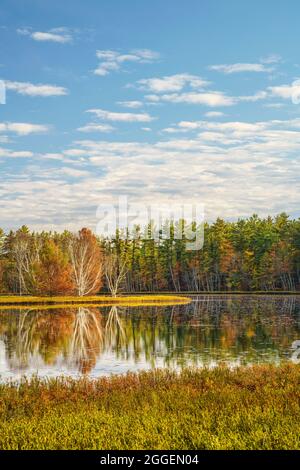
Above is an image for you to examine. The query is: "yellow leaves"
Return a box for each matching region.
[246,329,256,338]
[244,249,254,259]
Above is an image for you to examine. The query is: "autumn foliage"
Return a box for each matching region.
[1,213,300,295]
[35,240,74,295]
[0,227,103,296]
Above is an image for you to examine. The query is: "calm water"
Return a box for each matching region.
[0,295,300,381]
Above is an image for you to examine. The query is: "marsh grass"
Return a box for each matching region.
[0,364,299,449]
[0,294,190,308]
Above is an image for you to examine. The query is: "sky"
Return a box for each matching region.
[1,0,300,232]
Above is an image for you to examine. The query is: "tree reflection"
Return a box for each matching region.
[105,305,126,349]
[69,307,104,374]
[0,296,300,377]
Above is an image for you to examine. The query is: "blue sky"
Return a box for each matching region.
[1,0,300,231]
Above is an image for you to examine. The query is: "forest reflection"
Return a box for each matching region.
[0,295,300,378]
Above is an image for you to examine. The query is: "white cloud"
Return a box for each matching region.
[0,122,49,135]
[204,111,225,118]
[5,80,68,97]
[177,121,200,130]
[0,147,33,158]
[145,88,269,107]
[63,149,88,157]
[1,117,300,230]
[137,74,209,93]
[87,108,155,122]
[260,54,282,64]
[132,49,160,61]
[176,120,267,135]
[41,153,64,160]
[238,91,268,102]
[269,79,300,103]
[146,91,236,107]
[17,27,72,43]
[161,127,181,133]
[77,123,115,133]
[209,63,273,74]
[138,73,265,107]
[94,48,159,76]
[135,71,270,107]
[59,167,89,178]
[167,118,300,147]
[117,100,143,109]
[32,32,71,43]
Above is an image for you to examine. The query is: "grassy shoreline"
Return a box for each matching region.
[0,294,190,307]
[0,364,299,450]
[123,291,300,295]
[0,291,299,308]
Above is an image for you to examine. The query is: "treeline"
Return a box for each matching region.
[107,213,300,292]
[0,213,300,295]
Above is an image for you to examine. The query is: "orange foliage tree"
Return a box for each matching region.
[36,239,74,295]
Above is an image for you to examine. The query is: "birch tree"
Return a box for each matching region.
[104,252,128,297]
[10,227,39,294]
[69,228,103,296]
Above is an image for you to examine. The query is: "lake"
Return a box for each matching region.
[0,295,300,381]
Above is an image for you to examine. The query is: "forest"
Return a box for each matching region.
[0,213,300,295]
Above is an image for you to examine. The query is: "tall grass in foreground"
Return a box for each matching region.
[0,364,300,450]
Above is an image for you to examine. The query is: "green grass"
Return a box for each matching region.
[0,294,190,307]
[0,364,299,449]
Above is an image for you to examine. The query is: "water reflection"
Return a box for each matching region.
[0,295,300,380]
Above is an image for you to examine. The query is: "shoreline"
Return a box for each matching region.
[124,291,300,296]
[0,291,299,308]
[0,294,191,308]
